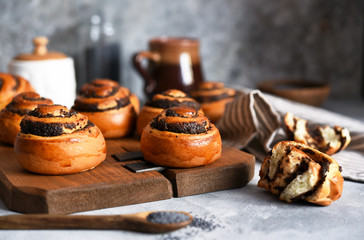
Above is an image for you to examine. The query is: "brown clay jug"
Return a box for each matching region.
[133,37,204,98]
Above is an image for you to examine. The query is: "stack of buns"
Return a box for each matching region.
[190,82,237,123]
[136,89,201,135]
[14,104,106,175]
[0,70,225,174]
[0,71,349,207]
[140,106,222,168]
[72,79,139,138]
[0,75,142,175]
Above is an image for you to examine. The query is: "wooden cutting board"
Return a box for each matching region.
[0,137,255,214]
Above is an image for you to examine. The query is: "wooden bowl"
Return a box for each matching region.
[258,79,330,106]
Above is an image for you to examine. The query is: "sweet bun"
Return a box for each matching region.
[140,106,222,168]
[284,112,351,155]
[258,141,343,206]
[190,81,237,123]
[0,92,53,145]
[72,79,138,138]
[0,73,34,110]
[136,89,201,136]
[120,85,140,114]
[14,105,106,175]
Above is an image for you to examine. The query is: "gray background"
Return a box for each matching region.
[0,0,362,100]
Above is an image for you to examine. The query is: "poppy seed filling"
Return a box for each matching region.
[22,95,46,101]
[165,108,198,118]
[20,120,94,137]
[151,118,209,134]
[79,86,119,98]
[73,97,130,112]
[194,92,233,103]
[12,75,20,91]
[5,105,32,116]
[147,99,200,110]
[28,108,78,118]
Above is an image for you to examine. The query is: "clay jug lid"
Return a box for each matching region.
[15,36,67,61]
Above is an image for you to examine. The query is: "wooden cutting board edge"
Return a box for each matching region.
[0,170,174,214]
[0,139,174,214]
[0,140,255,214]
[162,146,255,197]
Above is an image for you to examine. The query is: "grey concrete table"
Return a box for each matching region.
[0,164,363,240]
[0,98,363,240]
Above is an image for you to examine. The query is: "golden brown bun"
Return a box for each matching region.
[136,89,201,136]
[284,112,351,155]
[190,82,237,123]
[258,141,343,206]
[0,92,53,145]
[14,105,106,175]
[122,88,140,114]
[136,105,162,137]
[0,73,34,110]
[140,106,222,168]
[72,79,137,138]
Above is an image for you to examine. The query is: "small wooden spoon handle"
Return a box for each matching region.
[0,214,125,230]
[0,213,188,233]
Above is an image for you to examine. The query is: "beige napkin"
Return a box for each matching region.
[217,89,364,183]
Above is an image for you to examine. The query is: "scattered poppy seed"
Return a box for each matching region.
[190,216,221,232]
[159,214,223,240]
[147,211,190,224]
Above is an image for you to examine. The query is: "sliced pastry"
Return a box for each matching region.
[258,141,343,206]
[284,112,351,155]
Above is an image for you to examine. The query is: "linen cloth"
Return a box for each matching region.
[217,89,364,183]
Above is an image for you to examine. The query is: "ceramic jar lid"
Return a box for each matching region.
[14,37,67,61]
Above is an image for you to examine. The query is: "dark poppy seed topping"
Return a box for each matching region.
[150,106,211,134]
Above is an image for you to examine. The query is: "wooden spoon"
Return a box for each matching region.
[0,211,193,233]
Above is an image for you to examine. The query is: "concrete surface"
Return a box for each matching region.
[0,160,363,240]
